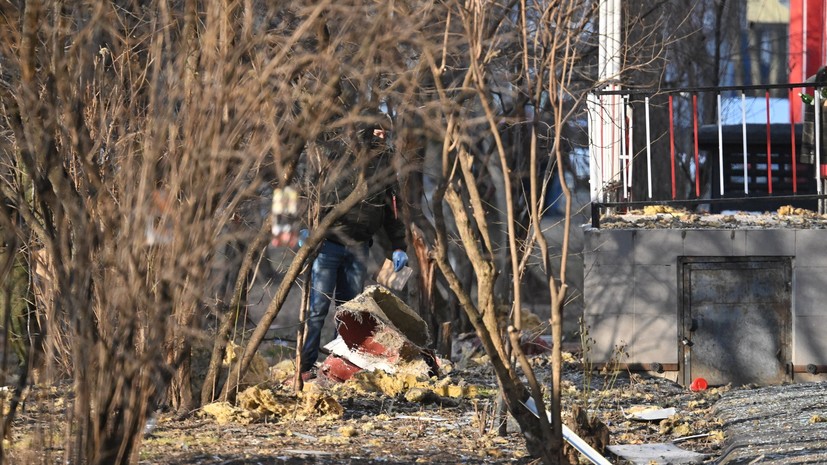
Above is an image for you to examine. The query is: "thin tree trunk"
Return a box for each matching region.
[201,223,270,406]
[293,263,312,392]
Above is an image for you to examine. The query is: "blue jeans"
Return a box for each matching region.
[300,239,369,372]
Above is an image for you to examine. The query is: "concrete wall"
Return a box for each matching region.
[583,227,827,372]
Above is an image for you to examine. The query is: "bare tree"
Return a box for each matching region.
[0,1,679,464]
[0,1,288,462]
[410,2,603,462]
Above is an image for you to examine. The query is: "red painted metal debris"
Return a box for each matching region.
[317,285,436,382]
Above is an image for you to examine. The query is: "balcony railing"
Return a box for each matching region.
[587,82,827,227]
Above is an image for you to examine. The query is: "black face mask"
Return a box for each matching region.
[362,127,388,148]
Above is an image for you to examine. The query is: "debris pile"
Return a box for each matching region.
[199,285,481,427]
[320,285,438,382]
[223,341,271,387]
[600,205,827,229]
[201,384,344,424]
[777,205,820,217]
[340,370,478,402]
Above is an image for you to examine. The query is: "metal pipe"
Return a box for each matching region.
[575,362,679,372]
[717,93,724,196]
[563,424,614,465]
[669,95,677,199]
[790,364,827,374]
[593,81,815,96]
[816,90,822,195]
[588,95,601,203]
[766,90,773,194]
[693,93,700,197]
[645,96,653,198]
[627,97,634,197]
[595,194,827,209]
[621,94,628,200]
[742,92,749,194]
[790,88,799,193]
[601,97,606,194]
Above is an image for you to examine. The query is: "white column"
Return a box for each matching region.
[589,0,622,203]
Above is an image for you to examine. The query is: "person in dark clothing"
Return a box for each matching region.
[298,115,408,376]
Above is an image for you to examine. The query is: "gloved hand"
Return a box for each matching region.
[392,249,408,272]
[298,229,309,248]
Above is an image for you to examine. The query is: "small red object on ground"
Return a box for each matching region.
[690,377,708,391]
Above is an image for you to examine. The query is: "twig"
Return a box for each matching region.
[672,432,711,443]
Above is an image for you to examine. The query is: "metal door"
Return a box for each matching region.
[679,257,792,387]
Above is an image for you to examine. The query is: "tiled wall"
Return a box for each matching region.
[583,228,827,367]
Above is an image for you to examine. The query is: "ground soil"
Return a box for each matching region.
[5,345,731,465]
[147,356,730,465]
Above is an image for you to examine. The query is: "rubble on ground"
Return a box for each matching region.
[319,285,438,382]
[339,370,478,400]
[200,384,344,424]
[223,340,271,387]
[599,205,827,229]
[8,343,759,464]
[182,353,734,464]
[5,285,768,464]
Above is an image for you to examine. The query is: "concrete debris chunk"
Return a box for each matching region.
[607,443,707,464]
[200,386,343,424]
[201,401,255,425]
[223,341,270,387]
[311,286,478,403]
[337,285,430,347]
[237,385,291,417]
[376,258,413,290]
[623,405,678,421]
[320,285,436,382]
[343,369,476,400]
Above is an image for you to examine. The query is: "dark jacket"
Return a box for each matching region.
[326,182,406,250]
[303,128,407,251]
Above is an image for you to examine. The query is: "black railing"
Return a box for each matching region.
[588,80,827,227]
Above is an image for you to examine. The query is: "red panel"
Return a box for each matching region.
[336,311,402,360]
[669,95,676,199]
[320,355,363,382]
[337,312,380,348]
